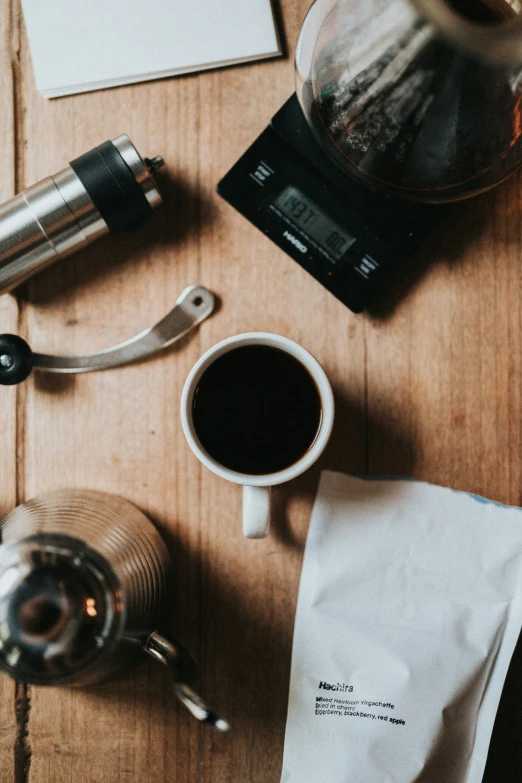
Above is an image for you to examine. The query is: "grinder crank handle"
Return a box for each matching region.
[0,286,214,385]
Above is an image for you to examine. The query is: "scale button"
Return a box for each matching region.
[352,255,380,280]
[249,160,275,188]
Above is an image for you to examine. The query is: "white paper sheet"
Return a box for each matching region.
[282,472,522,783]
[21,0,281,98]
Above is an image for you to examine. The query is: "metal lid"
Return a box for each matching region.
[0,534,123,685]
[68,135,164,234]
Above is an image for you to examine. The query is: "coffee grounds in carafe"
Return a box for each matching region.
[311,2,522,200]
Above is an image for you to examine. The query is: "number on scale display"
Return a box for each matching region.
[273,185,356,261]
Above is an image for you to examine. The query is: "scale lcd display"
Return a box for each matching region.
[273,185,356,260]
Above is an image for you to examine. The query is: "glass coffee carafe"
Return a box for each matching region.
[296,0,522,202]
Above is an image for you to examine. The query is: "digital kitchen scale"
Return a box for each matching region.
[217,94,448,313]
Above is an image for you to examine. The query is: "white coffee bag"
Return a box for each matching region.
[281,472,522,783]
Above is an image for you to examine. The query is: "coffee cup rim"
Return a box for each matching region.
[180,332,335,487]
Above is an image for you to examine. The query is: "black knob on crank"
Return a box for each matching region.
[0,335,34,385]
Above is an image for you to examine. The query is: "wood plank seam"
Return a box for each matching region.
[195,72,205,783]
[10,0,23,193]
[11,0,27,520]
[9,3,31,782]
[14,685,31,783]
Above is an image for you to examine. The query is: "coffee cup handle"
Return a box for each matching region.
[243,486,271,539]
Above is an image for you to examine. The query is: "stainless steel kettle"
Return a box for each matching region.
[0,489,228,731]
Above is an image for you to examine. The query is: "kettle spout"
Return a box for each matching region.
[143,631,230,732]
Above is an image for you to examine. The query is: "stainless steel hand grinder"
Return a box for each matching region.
[0,135,164,296]
[0,136,218,386]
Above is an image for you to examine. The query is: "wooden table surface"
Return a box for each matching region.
[1,1,522,781]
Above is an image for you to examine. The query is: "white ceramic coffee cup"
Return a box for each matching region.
[180,333,335,539]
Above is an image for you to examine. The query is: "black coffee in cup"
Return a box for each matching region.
[192,345,322,475]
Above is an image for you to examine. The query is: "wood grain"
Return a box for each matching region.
[0,0,519,781]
